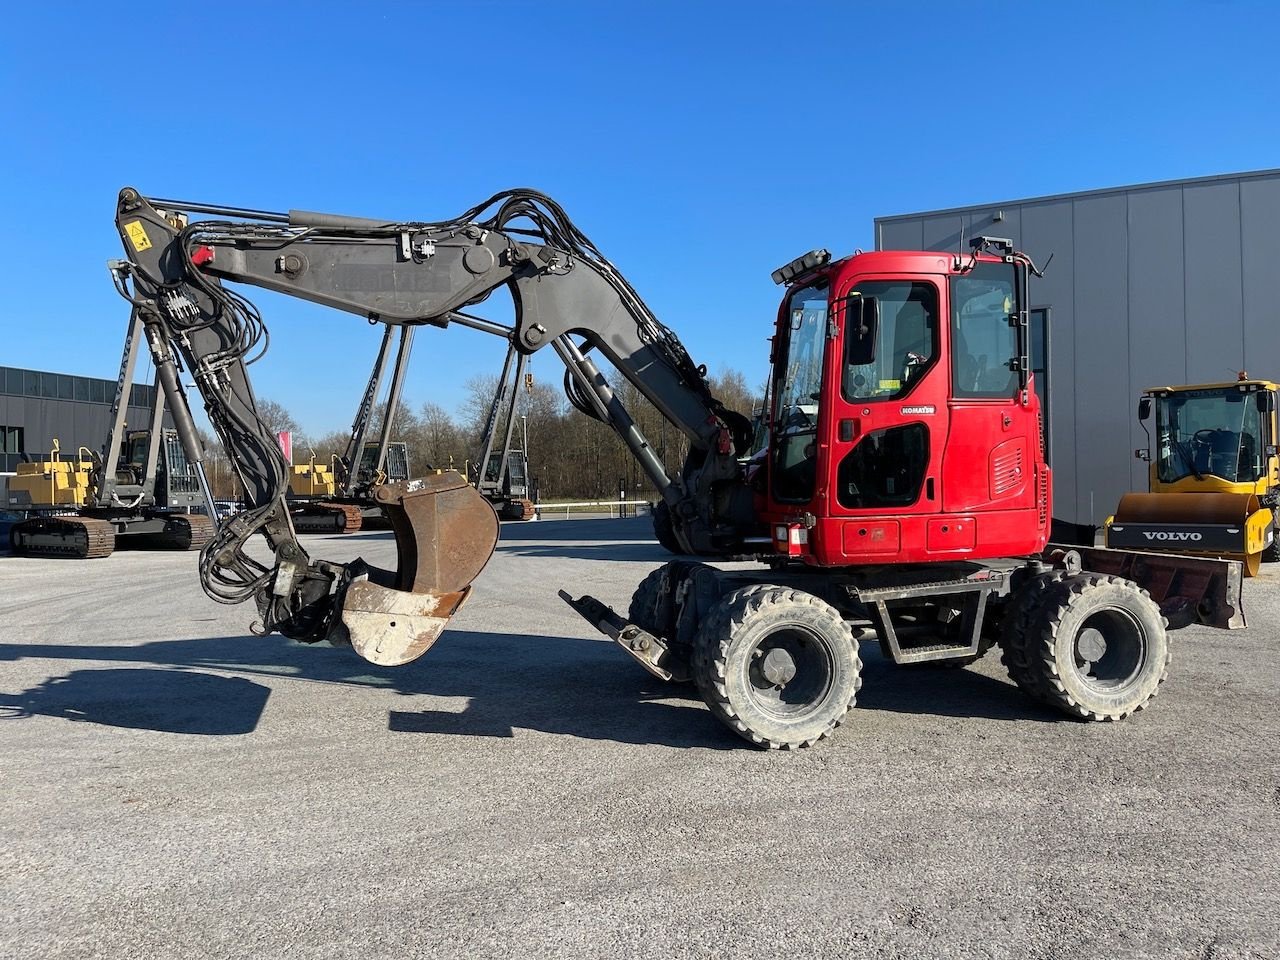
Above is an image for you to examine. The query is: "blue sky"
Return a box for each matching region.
[2,1,1277,437]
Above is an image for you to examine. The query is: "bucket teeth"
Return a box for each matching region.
[332,472,498,666]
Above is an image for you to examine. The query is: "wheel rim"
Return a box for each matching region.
[1068,608,1146,691]
[743,624,836,719]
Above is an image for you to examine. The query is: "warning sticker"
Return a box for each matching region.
[124,220,152,253]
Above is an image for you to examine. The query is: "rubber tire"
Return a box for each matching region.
[1014,573,1169,721]
[693,586,861,749]
[999,571,1069,702]
[652,501,687,555]
[1263,512,1280,563]
[628,561,698,636]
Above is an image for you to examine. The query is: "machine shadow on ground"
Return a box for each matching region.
[0,630,734,748]
[0,668,270,735]
[855,644,1057,723]
[308,518,669,561]
[0,628,1057,742]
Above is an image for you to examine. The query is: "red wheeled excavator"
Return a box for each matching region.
[109,187,1245,748]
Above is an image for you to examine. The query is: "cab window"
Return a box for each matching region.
[842,281,938,402]
[950,261,1018,398]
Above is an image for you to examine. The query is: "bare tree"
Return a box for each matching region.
[254,398,305,447]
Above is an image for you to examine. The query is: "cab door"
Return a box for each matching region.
[940,260,1039,521]
[822,275,950,562]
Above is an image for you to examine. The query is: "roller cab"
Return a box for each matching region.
[1107,378,1280,575]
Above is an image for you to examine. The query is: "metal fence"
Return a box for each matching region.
[537,500,652,519]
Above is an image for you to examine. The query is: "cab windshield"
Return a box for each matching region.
[1155,388,1265,483]
[771,280,828,502]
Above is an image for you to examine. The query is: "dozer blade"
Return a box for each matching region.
[336,473,498,666]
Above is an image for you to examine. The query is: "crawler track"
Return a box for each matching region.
[150,513,216,550]
[292,502,364,534]
[10,516,116,559]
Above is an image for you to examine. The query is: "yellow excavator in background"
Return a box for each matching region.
[286,451,365,533]
[1107,374,1279,576]
[8,308,215,559]
[8,427,214,558]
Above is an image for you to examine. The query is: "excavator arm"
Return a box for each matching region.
[110,187,755,665]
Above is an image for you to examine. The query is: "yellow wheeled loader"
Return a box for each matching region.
[1106,376,1279,575]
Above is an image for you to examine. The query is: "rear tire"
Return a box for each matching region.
[1011,573,1169,721]
[999,571,1068,702]
[693,586,861,749]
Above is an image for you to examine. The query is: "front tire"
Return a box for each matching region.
[1011,573,1169,721]
[693,587,861,749]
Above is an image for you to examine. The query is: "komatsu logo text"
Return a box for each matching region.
[1142,531,1203,542]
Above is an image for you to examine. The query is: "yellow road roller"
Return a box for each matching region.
[1107,376,1279,576]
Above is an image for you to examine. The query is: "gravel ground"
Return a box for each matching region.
[1,517,1278,960]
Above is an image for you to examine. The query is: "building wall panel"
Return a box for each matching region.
[1241,178,1280,371]
[1126,187,1186,491]
[1013,199,1075,511]
[878,218,923,251]
[1070,194,1131,523]
[1183,182,1245,382]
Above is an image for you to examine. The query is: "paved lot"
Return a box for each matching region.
[2,518,1278,959]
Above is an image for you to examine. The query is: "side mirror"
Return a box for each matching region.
[1134,448,1151,462]
[1137,397,1152,422]
[843,293,879,365]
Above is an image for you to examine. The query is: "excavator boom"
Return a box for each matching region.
[111,187,749,663]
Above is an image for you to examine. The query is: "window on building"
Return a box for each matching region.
[1,425,23,454]
[1030,307,1051,462]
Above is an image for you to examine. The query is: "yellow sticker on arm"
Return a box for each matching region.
[124,220,153,253]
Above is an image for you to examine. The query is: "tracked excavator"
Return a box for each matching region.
[8,312,215,558]
[284,321,419,534]
[109,187,1246,748]
[1106,376,1279,576]
[286,450,364,533]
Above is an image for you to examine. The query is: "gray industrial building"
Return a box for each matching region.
[875,168,1280,526]
[0,365,162,493]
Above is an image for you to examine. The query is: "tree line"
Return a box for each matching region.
[198,366,763,503]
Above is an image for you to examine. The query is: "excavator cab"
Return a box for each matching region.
[117,429,204,508]
[762,245,1048,566]
[358,440,411,485]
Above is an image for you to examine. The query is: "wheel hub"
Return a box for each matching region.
[1076,627,1107,664]
[758,647,798,687]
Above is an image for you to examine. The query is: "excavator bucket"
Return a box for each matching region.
[1106,491,1274,577]
[337,472,499,666]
